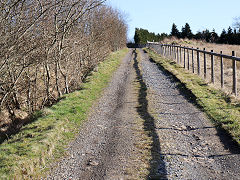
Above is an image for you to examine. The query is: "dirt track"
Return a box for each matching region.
[47,48,240,179]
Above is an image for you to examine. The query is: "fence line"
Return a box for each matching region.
[146,42,239,96]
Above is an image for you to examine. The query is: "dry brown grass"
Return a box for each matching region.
[161,37,240,56]
[158,37,240,97]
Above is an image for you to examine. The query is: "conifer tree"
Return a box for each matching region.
[181,23,193,39]
[170,23,180,38]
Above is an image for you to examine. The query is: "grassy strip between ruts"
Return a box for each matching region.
[144,48,240,145]
[0,48,129,179]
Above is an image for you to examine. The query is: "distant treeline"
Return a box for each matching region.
[134,28,168,44]
[170,23,240,45]
[134,22,240,45]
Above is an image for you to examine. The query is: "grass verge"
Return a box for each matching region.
[145,48,240,145]
[0,48,128,179]
[131,49,152,179]
[128,49,166,179]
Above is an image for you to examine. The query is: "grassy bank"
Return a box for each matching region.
[145,48,240,145]
[0,48,128,179]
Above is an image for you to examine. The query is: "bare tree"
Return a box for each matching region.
[0,0,127,134]
[233,17,240,29]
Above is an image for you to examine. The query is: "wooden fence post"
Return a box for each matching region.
[187,48,190,70]
[167,45,169,57]
[204,48,207,79]
[173,45,177,60]
[220,51,224,89]
[171,45,172,59]
[180,45,182,64]
[211,50,215,83]
[175,47,178,62]
[172,45,176,60]
[169,45,172,59]
[177,46,179,63]
[166,45,167,57]
[232,51,237,95]
[192,48,194,73]
[170,45,171,58]
[197,48,200,75]
[166,45,168,57]
[184,47,186,68]
[169,45,170,58]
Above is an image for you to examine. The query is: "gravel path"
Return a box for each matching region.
[139,48,240,180]
[47,48,240,179]
[47,49,143,179]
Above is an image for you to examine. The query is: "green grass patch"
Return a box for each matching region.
[0,48,128,179]
[145,48,240,145]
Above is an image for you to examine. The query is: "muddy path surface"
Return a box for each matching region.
[47,48,240,180]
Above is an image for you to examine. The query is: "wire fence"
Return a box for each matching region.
[147,42,240,96]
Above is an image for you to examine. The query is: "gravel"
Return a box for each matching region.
[46,48,240,180]
[139,48,240,180]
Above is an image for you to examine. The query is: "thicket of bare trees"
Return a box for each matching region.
[0,0,127,132]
